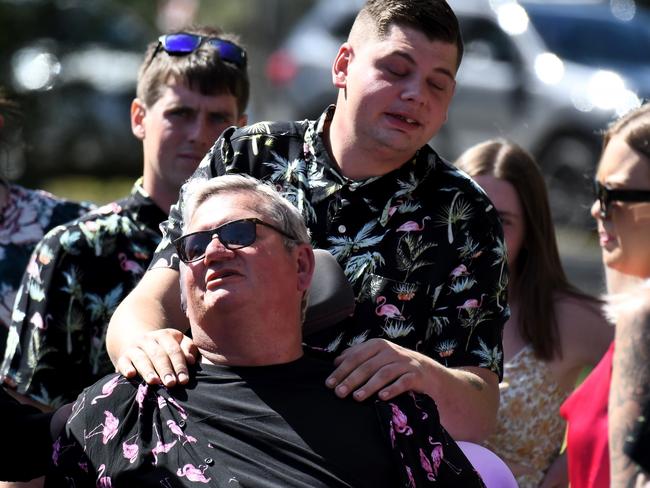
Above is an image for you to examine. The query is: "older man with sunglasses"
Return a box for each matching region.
[46,174,485,487]
[0,26,249,414]
[108,0,509,445]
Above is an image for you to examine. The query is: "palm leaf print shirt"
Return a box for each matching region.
[1,180,167,407]
[153,107,509,378]
[0,181,93,352]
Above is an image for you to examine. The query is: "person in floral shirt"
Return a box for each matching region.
[107,0,508,443]
[0,25,250,409]
[0,92,94,355]
[47,174,485,487]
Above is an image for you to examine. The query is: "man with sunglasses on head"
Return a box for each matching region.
[108,0,508,444]
[0,26,249,413]
[46,174,485,487]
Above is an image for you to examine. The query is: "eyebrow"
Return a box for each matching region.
[390,50,456,81]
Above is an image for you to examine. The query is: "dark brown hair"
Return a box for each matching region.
[136,25,249,114]
[456,139,598,360]
[353,0,463,69]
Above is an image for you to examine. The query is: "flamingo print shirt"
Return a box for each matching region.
[1,180,167,408]
[0,180,93,352]
[46,352,486,487]
[153,106,508,378]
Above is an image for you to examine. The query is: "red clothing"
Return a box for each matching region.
[560,341,614,488]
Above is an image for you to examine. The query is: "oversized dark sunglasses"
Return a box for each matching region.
[174,218,295,263]
[146,33,247,70]
[594,180,650,219]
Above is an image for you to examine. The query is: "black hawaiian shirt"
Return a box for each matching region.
[1,180,167,408]
[46,352,485,487]
[152,107,509,379]
[0,181,94,353]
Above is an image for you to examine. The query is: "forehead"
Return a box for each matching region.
[598,136,650,187]
[153,80,239,111]
[189,191,261,231]
[369,24,458,76]
[472,175,522,215]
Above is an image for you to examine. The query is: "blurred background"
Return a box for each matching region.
[2,0,649,293]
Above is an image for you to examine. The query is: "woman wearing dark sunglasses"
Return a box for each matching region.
[560,102,650,487]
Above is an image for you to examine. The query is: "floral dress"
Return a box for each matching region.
[0,181,93,352]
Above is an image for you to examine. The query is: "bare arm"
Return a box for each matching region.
[609,292,650,486]
[325,338,499,442]
[105,268,196,386]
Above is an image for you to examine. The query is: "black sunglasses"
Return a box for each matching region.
[174,218,295,263]
[594,180,650,219]
[146,33,247,71]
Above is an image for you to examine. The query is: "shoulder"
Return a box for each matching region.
[554,292,613,365]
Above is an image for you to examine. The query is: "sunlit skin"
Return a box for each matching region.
[131,81,247,212]
[592,136,650,278]
[329,24,457,179]
[181,192,313,366]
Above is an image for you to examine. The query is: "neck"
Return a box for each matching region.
[327,105,413,180]
[191,313,304,367]
[142,170,176,215]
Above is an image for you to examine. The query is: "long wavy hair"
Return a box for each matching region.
[456,138,598,360]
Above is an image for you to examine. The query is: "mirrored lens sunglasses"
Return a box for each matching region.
[594,180,650,219]
[146,33,247,70]
[174,218,295,263]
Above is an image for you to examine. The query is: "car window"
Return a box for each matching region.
[528,10,650,66]
[460,17,518,64]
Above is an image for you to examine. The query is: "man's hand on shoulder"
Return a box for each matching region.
[116,329,198,387]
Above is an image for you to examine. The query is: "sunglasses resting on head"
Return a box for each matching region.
[174,218,295,263]
[146,33,247,71]
[594,180,650,219]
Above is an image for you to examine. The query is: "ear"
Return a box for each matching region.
[236,113,248,128]
[130,98,147,141]
[332,43,353,89]
[295,244,315,293]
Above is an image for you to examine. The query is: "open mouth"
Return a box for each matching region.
[387,112,420,127]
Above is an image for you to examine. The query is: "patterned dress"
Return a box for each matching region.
[483,346,569,486]
[153,107,509,376]
[0,181,93,352]
[1,180,167,407]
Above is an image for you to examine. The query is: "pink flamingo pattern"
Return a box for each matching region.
[85,410,119,445]
[176,464,211,483]
[396,216,431,233]
[29,311,52,330]
[456,294,486,318]
[96,464,112,487]
[91,376,122,404]
[118,252,144,275]
[122,434,139,464]
[375,295,404,320]
[167,419,197,445]
[449,264,468,279]
[390,403,413,435]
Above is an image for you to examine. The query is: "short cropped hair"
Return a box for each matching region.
[136,25,249,114]
[352,0,463,69]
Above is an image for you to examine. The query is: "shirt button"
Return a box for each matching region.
[204,458,214,465]
[178,420,186,428]
[337,225,346,233]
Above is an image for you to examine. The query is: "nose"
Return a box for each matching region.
[203,235,235,263]
[188,116,215,149]
[590,199,602,222]
[400,76,426,106]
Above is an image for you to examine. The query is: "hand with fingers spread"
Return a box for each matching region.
[325,338,434,402]
[116,329,198,388]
